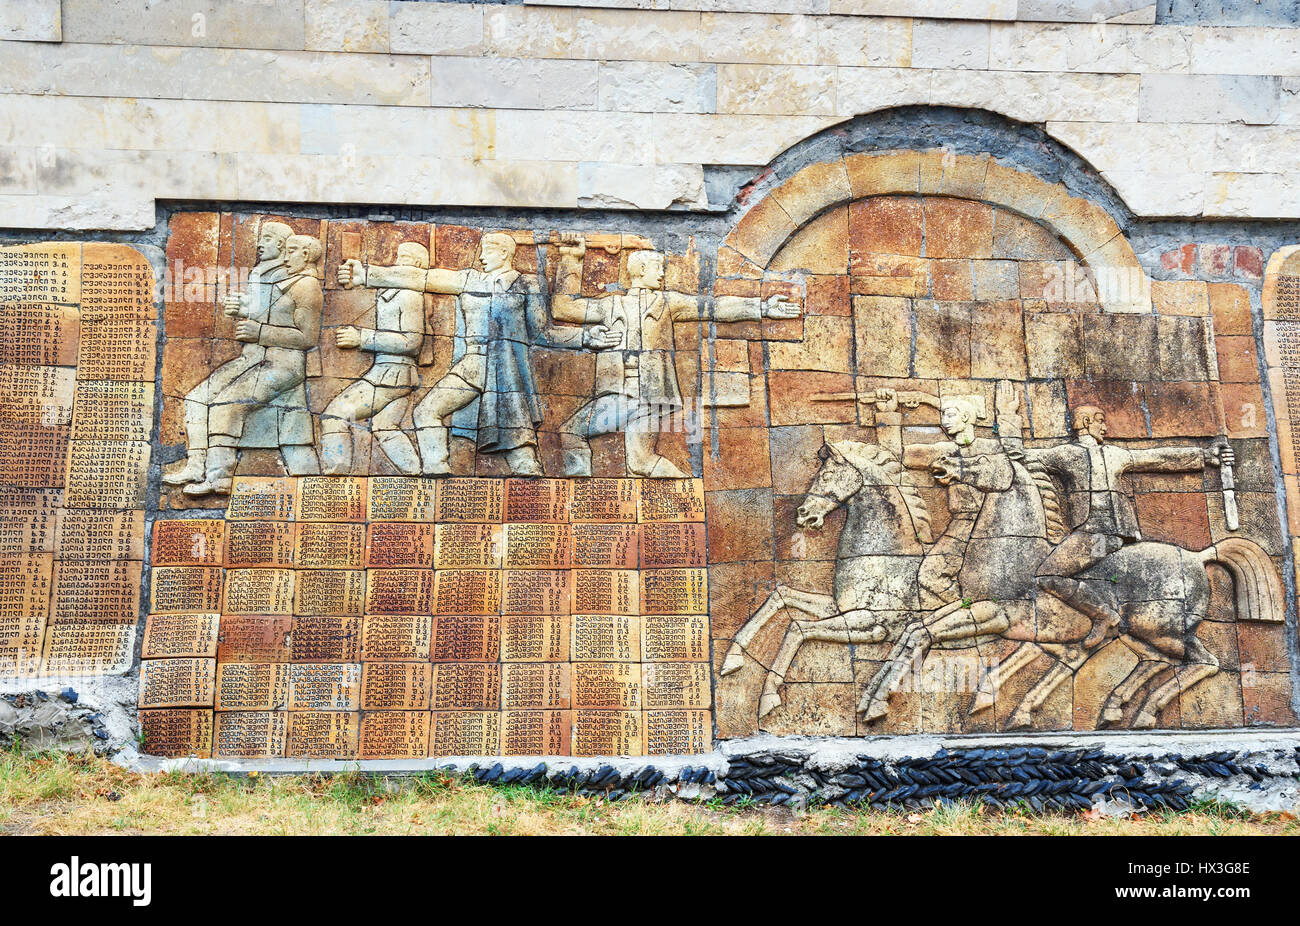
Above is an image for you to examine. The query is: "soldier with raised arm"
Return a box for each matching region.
[998,395,1232,648]
[338,233,616,476]
[165,220,292,491]
[552,234,801,477]
[320,241,428,476]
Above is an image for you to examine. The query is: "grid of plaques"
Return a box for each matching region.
[138,475,712,759]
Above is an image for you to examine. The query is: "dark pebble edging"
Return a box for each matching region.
[436,746,1300,814]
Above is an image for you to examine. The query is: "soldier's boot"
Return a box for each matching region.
[416,426,452,476]
[505,446,543,476]
[560,435,592,477]
[1038,576,1120,649]
[318,430,352,476]
[163,449,207,486]
[376,431,421,476]
[183,446,236,496]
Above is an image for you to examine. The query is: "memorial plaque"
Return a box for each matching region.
[572,709,643,757]
[288,662,362,711]
[570,523,638,569]
[641,613,709,662]
[0,553,54,628]
[0,489,60,556]
[81,245,153,321]
[361,614,433,661]
[50,559,141,623]
[502,523,572,568]
[640,568,708,614]
[75,318,156,383]
[294,521,365,569]
[572,569,638,615]
[223,568,294,615]
[642,662,711,709]
[572,662,642,709]
[359,710,430,759]
[0,364,75,426]
[69,381,154,441]
[223,521,295,568]
[56,509,145,561]
[290,616,362,662]
[502,478,571,522]
[570,479,638,523]
[430,615,501,662]
[294,569,367,616]
[366,476,437,521]
[637,478,705,522]
[141,612,220,659]
[571,614,641,662]
[360,661,432,710]
[0,244,80,304]
[364,522,434,568]
[433,569,501,615]
[150,565,223,614]
[216,615,292,663]
[365,568,435,614]
[434,478,503,523]
[502,710,570,755]
[62,439,149,508]
[0,303,78,368]
[431,663,501,710]
[433,523,500,568]
[226,477,296,521]
[500,614,568,662]
[213,711,288,759]
[430,711,500,756]
[139,657,216,708]
[644,710,711,755]
[287,711,359,758]
[640,522,706,568]
[40,623,134,675]
[501,662,570,709]
[214,662,290,711]
[0,422,68,487]
[502,569,571,615]
[138,709,214,758]
[297,476,366,522]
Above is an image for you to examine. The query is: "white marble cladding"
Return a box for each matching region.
[1,0,1300,228]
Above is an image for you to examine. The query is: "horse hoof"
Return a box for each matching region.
[1005,711,1033,731]
[719,647,745,677]
[1100,706,1123,726]
[968,689,995,716]
[858,698,889,723]
[757,692,783,718]
[1132,711,1157,729]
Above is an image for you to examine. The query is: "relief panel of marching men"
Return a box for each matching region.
[708,156,1294,737]
[159,215,802,507]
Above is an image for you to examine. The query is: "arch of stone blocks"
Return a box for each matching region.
[723,149,1152,315]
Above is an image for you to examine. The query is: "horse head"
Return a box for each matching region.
[797,441,867,530]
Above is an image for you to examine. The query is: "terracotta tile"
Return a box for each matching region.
[151,565,223,614]
[1178,670,1243,729]
[1236,623,1290,674]
[215,615,292,664]
[641,567,709,614]
[139,657,216,708]
[366,476,438,521]
[923,198,994,259]
[502,710,570,755]
[914,301,971,379]
[361,613,434,661]
[430,614,501,662]
[501,662,570,710]
[289,616,362,662]
[642,614,709,662]
[361,662,432,710]
[804,273,850,316]
[138,709,213,759]
[930,260,974,300]
[1063,380,1147,438]
[769,206,849,275]
[500,614,569,662]
[212,711,287,759]
[293,568,366,616]
[1144,382,1224,438]
[223,521,295,568]
[287,662,361,711]
[640,522,707,569]
[152,519,225,567]
[970,300,1027,379]
[1215,335,1259,383]
[359,711,430,759]
[848,196,923,257]
[845,151,920,199]
[991,209,1071,260]
[705,488,773,564]
[1135,492,1211,549]
[638,478,705,522]
[726,195,796,266]
[1209,282,1253,334]
[701,427,771,492]
[287,711,359,758]
[430,711,501,756]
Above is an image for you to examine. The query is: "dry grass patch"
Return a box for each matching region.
[1,750,1295,836]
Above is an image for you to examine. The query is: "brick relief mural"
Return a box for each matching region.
[1,152,1295,761]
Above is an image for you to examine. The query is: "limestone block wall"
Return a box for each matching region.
[4,1,1300,227]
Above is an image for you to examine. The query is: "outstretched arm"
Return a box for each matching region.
[338,259,466,294]
[1124,446,1212,473]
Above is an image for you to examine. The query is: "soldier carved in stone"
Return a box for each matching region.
[320,241,429,476]
[338,233,617,476]
[553,234,801,477]
[1000,400,1233,648]
[165,225,324,495]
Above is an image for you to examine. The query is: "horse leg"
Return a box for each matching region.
[861,601,1007,721]
[1099,660,1167,727]
[1131,637,1218,729]
[720,585,838,676]
[969,642,1042,716]
[758,611,887,719]
[1005,643,1091,730]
